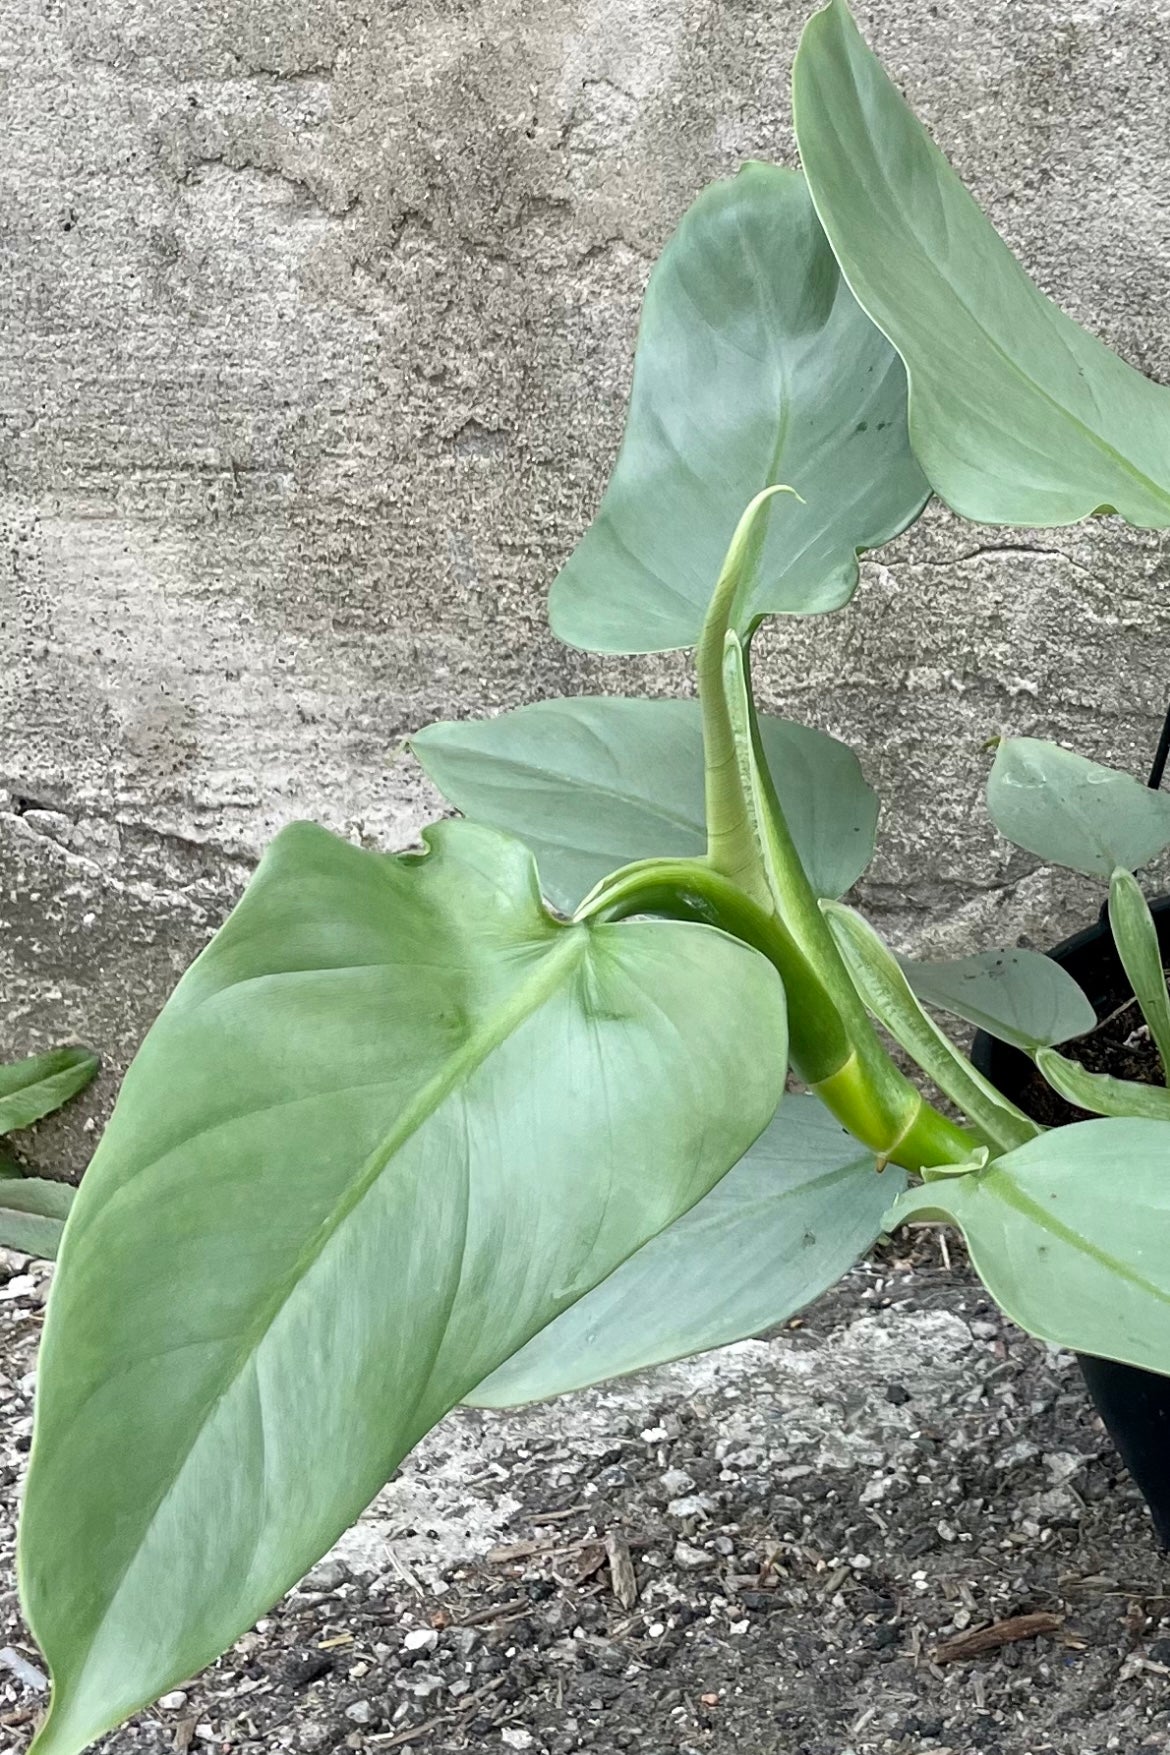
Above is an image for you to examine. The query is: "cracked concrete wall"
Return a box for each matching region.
[3,0,1170,1169]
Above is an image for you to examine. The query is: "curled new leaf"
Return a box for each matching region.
[1108,868,1170,1073]
[21,819,786,1755]
[548,162,929,654]
[824,904,1038,1152]
[794,0,1170,527]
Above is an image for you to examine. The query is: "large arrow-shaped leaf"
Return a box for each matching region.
[412,696,877,911]
[887,1120,1170,1373]
[468,1094,904,1407]
[794,0,1170,528]
[22,820,786,1755]
[548,162,930,654]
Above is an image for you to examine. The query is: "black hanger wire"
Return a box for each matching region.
[1148,698,1170,793]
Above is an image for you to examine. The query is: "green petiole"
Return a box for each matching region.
[1109,867,1170,1079]
[823,903,1040,1154]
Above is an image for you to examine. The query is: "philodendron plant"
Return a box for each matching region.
[19,2,1170,1750]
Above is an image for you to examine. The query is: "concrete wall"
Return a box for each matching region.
[4,0,1170,1167]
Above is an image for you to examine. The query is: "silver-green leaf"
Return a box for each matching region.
[468,1095,903,1407]
[548,162,929,654]
[793,0,1170,528]
[21,820,786,1755]
[412,697,877,912]
[887,1120,1170,1373]
[901,947,1095,1052]
[987,739,1170,880]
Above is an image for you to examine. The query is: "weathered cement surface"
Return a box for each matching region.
[4,0,1170,1165]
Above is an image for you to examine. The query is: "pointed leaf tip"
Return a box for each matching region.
[20,819,785,1751]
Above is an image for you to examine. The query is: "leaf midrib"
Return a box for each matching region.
[981,1167,1170,1307]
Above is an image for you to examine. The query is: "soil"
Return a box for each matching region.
[4,1238,1170,1755]
[1009,962,1170,1129]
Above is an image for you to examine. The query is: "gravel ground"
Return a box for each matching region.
[1,1237,1169,1755]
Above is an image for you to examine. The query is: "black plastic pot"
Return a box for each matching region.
[971,897,1170,1547]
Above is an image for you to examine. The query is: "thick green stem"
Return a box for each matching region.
[578,859,849,1079]
[577,859,975,1172]
[722,635,975,1158]
[685,487,976,1172]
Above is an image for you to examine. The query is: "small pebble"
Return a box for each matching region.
[403,1628,439,1653]
[0,1648,48,1692]
[301,1559,347,1594]
[0,1276,37,1301]
[666,1495,712,1519]
[159,1691,188,1712]
[409,1673,443,1699]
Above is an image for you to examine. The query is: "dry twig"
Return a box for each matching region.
[933,1611,1063,1664]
